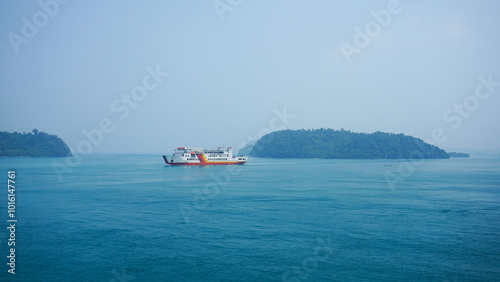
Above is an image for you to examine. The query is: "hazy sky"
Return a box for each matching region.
[1,0,500,153]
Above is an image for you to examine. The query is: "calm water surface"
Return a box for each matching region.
[0,155,499,281]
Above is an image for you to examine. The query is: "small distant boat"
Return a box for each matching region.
[163,146,247,165]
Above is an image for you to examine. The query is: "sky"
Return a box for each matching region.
[1,0,500,154]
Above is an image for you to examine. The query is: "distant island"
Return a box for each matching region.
[0,130,72,157]
[447,152,470,158]
[248,129,450,159]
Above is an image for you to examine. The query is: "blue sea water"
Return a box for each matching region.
[0,155,499,281]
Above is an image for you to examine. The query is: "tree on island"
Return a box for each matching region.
[0,130,72,157]
[447,152,470,158]
[249,128,450,159]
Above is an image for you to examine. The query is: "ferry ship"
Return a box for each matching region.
[163,146,247,165]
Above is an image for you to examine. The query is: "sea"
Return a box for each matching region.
[0,155,499,281]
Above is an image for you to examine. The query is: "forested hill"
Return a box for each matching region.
[249,129,450,159]
[0,130,72,157]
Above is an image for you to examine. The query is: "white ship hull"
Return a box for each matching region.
[163,147,247,165]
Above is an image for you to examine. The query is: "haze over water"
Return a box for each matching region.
[1,1,500,281]
[1,1,500,153]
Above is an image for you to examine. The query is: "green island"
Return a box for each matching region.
[249,128,450,159]
[447,152,470,158]
[0,130,72,157]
